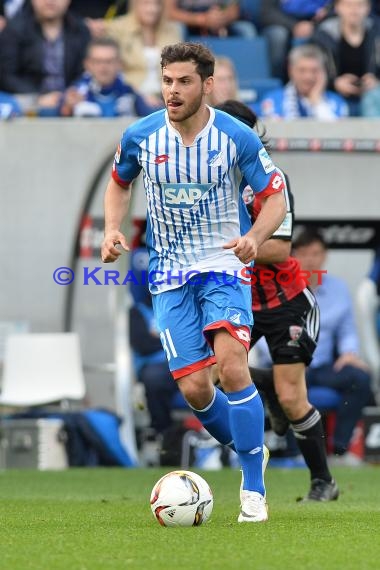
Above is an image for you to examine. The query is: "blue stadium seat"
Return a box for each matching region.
[308,387,341,411]
[240,78,282,105]
[240,0,262,26]
[188,36,272,87]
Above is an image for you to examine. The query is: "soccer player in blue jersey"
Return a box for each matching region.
[101,42,286,522]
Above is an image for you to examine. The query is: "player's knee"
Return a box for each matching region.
[177,376,214,410]
[217,357,247,389]
[277,388,306,416]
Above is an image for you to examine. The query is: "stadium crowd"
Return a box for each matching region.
[1,0,380,117]
[1,0,379,470]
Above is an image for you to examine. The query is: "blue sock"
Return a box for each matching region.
[191,387,233,447]
[227,385,265,495]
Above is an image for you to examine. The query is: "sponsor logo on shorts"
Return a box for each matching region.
[287,325,303,347]
[289,325,302,340]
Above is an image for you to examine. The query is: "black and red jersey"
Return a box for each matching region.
[244,169,306,311]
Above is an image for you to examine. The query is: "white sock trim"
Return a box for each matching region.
[228,389,258,405]
[291,409,321,433]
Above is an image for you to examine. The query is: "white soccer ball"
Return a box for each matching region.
[150,470,213,527]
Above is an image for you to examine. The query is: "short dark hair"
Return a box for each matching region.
[161,42,215,81]
[86,37,120,57]
[215,99,270,149]
[292,228,327,250]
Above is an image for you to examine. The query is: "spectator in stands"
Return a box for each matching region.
[259,0,331,80]
[0,91,22,118]
[259,43,348,119]
[206,56,239,106]
[293,228,372,466]
[129,289,180,436]
[356,248,380,395]
[372,0,380,14]
[361,83,380,114]
[61,38,156,117]
[70,0,127,19]
[88,0,183,106]
[0,0,90,115]
[313,0,380,116]
[0,0,27,31]
[164,0,257,38]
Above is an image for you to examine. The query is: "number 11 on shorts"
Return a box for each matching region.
[160,328,178,361]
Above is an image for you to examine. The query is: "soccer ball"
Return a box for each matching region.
[150,470,213,527]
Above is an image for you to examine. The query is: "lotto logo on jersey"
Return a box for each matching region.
[258,148,275,174]
[163,183,213,208]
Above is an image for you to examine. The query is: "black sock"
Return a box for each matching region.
[291,408,332,482]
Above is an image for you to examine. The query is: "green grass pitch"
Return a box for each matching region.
[1,466,380,570]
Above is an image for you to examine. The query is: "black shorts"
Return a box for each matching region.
[250,289,320,365]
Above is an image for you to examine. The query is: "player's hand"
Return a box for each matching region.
[223,235,258,264]
[101,231,129,263]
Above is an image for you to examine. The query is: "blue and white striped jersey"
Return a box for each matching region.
[112,107,283,293]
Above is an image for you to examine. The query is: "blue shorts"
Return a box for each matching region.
[152,273,253,379]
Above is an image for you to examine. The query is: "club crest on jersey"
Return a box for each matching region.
[225,308,241,324]
[207,150,224,167]
[163,183,213,208]
[258,148,275,174]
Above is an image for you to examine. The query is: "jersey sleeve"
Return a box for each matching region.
[237,129,285,198]
[111,128,142,188]
[271,171,294,240]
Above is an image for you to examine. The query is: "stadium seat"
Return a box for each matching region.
[240,0,262,27]
[308,387,343,457]
[239,78,282,105]
[0,333,86,407]
[188,36,272,86]
[308,386,342,411]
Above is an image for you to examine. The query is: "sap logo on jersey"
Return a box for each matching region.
[258,148,275,174]
[163,183,213,208]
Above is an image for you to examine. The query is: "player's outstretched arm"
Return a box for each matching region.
[101,177,131,263]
